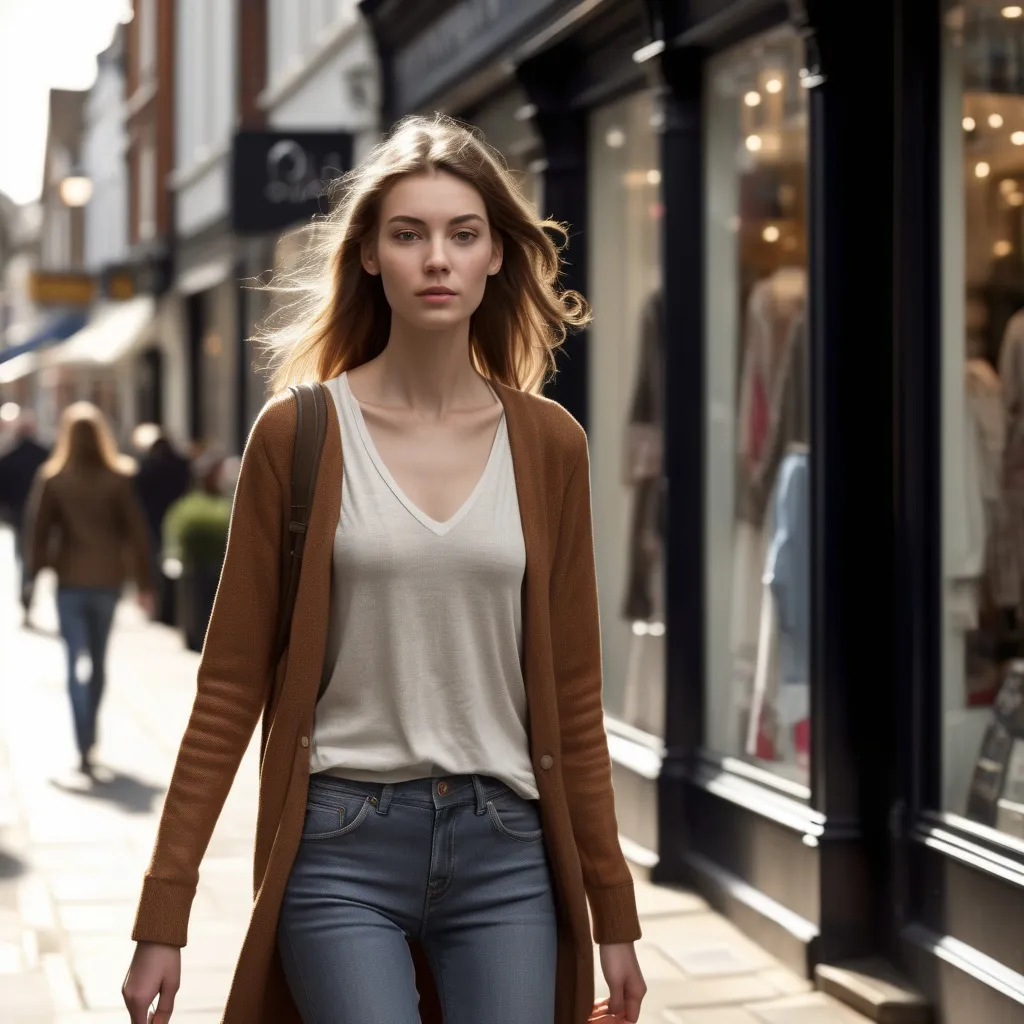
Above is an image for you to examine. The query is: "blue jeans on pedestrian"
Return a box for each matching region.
[55,587,119,756]
[278,772,558,1024]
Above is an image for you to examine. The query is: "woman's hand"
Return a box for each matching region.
[122,941,181,1023]
[591,942,647,1022]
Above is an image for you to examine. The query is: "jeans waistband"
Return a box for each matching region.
[307,772,521,815]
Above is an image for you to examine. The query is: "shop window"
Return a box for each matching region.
[587,90,664,735]
[941,1,1024,848]
[704,29,810,787]
[466,88,545,217]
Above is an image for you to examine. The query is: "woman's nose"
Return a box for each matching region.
[424,239,450,272]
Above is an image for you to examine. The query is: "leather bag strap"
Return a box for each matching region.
[275,381,328,667]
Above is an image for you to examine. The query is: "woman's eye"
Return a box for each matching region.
[454,230,476,242]
[395,231,418,242]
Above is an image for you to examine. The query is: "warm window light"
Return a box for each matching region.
[58,172,93,207]
[995,240,1013,256]
[963,116,977,131]
[744,90,762,107]
[765,77,783,94]
[762,225,781,243]
[976,161,991,178]
[989,112,1005,128]
[745,134,763,152]
[1002,5,1023,18]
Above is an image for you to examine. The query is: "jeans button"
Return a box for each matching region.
[300,736,309,748]
[540,754,553,770]
[437,781,449,796]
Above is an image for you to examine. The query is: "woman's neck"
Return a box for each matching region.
[363,317,492,417]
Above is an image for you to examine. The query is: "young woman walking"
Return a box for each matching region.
[25,402,154,775]
[122,114,647,1024]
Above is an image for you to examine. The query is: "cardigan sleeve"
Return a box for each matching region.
[549,436,642,945]
[132,410,285,947]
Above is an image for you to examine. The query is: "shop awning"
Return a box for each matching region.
[46,296,156,367]
[0,310,88,366]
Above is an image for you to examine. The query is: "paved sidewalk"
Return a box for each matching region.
[0,528,869,1023]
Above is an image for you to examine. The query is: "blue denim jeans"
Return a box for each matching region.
[55,587,119,756]
[278,772,558,1024]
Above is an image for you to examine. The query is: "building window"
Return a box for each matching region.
[704,28,810,786]
[941,1,1024,848]
[138,142,156,241]
[138,0,158,84]
[587,90,665,736]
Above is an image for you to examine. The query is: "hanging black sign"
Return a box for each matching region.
[230,131,354,235]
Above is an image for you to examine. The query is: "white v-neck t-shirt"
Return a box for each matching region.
[311,373,538,799]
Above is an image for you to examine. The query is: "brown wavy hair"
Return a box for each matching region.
[257,113,590,395]
[43,402,135,478]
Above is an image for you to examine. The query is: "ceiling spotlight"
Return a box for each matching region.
[762,225,781,243]
[963,116,976,131]
[745,134,763,152]
[990,112,1005,128]
[976,161,991,178]
[765,77,783,94]
[1002,5,1023,18]
[744,91,762,107]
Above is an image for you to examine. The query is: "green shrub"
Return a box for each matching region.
[163,491,232,567]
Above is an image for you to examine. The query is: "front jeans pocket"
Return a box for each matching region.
[301,792,374,841]
[485,793,544,843]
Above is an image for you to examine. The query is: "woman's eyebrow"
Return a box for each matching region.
[386,214,486,226]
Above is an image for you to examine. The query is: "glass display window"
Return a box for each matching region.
[587,89,664,735]
[466,87,545,216]
[704,27,811,786]
[941,1,1024,849]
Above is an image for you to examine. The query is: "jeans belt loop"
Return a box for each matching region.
[471,774,489,815]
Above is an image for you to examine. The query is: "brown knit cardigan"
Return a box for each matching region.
[131,381,642,1022]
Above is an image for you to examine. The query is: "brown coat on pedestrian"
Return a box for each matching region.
[26,465,153,592]
[131,381,642,1023]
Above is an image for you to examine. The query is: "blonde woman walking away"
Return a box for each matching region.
[123,114,647,1024]
[25,402,154,776]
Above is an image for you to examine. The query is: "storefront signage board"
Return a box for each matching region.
[230,131,354,235]
[27,271,96,307]
[393,0,559,113]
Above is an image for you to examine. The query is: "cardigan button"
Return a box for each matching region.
[300,736,309,748]
[540,754,554,770]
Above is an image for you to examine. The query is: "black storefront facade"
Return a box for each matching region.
[360,1,1024,1021]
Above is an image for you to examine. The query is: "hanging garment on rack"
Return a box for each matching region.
[735,267,807,527]
[731,269,807,666]
[999,309,1024,615]
[745,449,810,764]
[967,358,1018,612]
[622,289,666,622]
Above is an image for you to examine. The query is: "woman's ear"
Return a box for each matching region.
[361,236,381,276]
[488,236,503,276]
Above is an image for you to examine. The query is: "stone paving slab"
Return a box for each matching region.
[0,529,870,1022]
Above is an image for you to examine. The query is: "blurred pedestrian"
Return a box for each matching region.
[123,115,646,1024]
[133,430,191,621]
[0,411,49,626]
[24,402,155,776]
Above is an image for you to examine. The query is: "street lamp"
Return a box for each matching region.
[59,168,93,208]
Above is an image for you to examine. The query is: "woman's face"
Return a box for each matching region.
[363,169,503,332]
